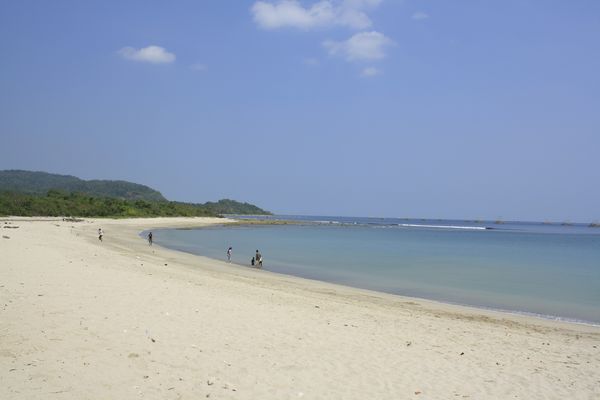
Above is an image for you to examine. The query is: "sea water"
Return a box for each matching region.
[150,216,600,324]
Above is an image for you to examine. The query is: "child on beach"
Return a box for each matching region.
[148,232,153,246]
[98,228,103,242]
[227,246,232,262]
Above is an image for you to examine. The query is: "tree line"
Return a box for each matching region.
[0,190,270,218]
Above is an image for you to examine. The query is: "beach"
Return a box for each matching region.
[1,217,599,399]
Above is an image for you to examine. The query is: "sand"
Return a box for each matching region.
[1,217,599,399]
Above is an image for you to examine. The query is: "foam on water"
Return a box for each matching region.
[398,223,490,230]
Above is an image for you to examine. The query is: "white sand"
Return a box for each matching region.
[1,217,599,399]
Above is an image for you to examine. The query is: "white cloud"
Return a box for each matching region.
[411,11,429,21]
[323,31,393,61]
[361,66,381,76]
[190,63,208,71]
[303,57,320,66]
[118,46,175,64]
[251,0,382,30]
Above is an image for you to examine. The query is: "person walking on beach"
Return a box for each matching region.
[147,231,153,246]
[255,249,263,268]
[98,228,103,242]
[227,246,232,262]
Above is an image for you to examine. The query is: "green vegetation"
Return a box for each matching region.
[0,190,270,218]
[202,199,269,215]
[0,170,166,201]
[0,170,270,217]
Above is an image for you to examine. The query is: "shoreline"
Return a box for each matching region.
[20,215,600,331]
[2,217,599,399]
[147,223,600,329]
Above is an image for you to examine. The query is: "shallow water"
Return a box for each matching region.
[151,217,600,324]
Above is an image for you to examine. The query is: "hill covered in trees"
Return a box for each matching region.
[0,170,270,217]
[0,170,166,201]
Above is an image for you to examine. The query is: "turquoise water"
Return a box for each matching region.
[151,218,600,324]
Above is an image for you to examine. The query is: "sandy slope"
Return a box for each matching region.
[1,217,599,399]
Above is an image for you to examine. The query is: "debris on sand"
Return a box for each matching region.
[63,217,84,222]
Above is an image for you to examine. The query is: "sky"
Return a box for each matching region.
[0,0,599,222]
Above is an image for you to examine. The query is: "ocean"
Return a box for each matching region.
[149,216,600,325]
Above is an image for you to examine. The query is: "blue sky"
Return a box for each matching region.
[1,0,599,221]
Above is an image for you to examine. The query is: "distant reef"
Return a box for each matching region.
[0,170,270,217]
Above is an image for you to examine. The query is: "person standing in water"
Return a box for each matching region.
[147,231,153,246]
[98,228,103,242]
[255,249,262,268]
[227,247,232,262]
